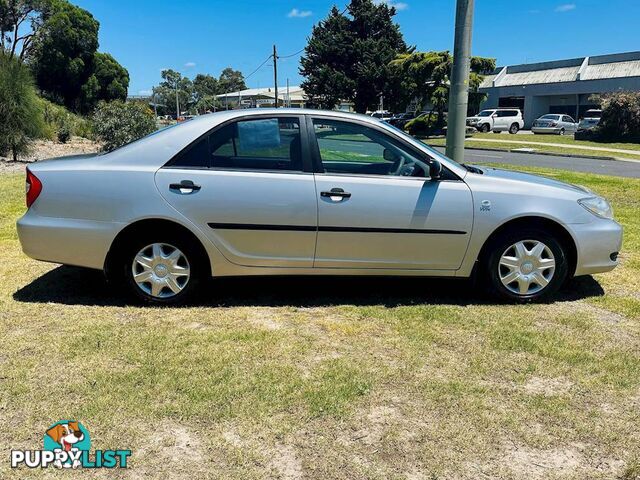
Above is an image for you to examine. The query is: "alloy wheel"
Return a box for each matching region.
[498,240,556,295]
[131,243,190,298]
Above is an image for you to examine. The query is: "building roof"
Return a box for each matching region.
[216,86,307,101]
[480,51,640,89]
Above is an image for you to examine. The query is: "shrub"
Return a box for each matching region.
[406,113,445,136]
[40,98,94,142]
[593,92,640,142]
[0,54,44,160]
[92,101,156,152]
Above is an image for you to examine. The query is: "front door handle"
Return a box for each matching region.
[321,188,351,201]
[169,180,201,194]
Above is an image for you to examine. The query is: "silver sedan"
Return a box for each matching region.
[17,109,622,304]
[532,114,578,135]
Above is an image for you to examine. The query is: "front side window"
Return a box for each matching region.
[477,110,494,117]
[312,118,428,177]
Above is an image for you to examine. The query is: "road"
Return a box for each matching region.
[433,147,640,179]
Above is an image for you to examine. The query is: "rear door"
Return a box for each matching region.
[309,116,473,270]
[155,114,318,267]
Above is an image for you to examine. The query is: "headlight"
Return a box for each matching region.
[578,197,613,219]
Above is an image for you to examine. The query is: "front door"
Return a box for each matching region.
[156,115,318,268]
[309,117,473,270]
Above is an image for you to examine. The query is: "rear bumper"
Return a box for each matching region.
[531,127,562,134]
[17,211,122,270]
[570,218,623,276]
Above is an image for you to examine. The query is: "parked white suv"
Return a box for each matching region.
[467,108,524,134]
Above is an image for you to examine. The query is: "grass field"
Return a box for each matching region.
[1,167,639,479]
[426,132,640,161]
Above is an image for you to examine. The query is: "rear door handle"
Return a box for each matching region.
[321,188,351,201]
[169,180,201,194]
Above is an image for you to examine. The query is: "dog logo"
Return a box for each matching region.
[11,420,130,469]
[44,420,91,469]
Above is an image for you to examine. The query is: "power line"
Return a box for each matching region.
[278,47,305,59]
[244,54,274,81]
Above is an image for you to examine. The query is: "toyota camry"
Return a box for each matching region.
[17,109,622,304]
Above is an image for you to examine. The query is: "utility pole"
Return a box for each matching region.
[174,78,180,120]
[445,0,475,163]
[286,78,290,108]
[273,44,278,108]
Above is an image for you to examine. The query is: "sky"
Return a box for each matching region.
[72,0,640,96]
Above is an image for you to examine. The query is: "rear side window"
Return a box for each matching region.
[210,117,302,171]
[166,117,303,171]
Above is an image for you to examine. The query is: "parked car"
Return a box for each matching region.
[466,108,524,133]
[532,114,578,135]
[578,109,602,132]
[18,109,622,305]
[370,110,393,122]
[388,112,416,129]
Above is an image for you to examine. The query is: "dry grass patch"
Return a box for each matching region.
[0,168,639,479]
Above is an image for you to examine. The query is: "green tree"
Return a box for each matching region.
[300,0,408,112]
[192,73,219,113]
[92,100,156,152]
[80,52,129,113]
[0,52,43,160]
[29,0,99,110]
[0,0,52,59]
[390,51,495,123]
[217,67,246,93]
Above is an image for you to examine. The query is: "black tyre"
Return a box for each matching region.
[484,228,569,302]
[559,128,565,136]
[509,123,520,134]
[479,123,490,133]
[119,233,205,305]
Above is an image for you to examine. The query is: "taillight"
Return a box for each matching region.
[26,168,42,208]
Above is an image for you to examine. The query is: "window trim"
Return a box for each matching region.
[306,114,461,181]
[162,113,313,173]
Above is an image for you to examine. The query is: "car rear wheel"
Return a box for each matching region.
[509,123,520,134]
[121,235,204,305]
[485,228,569,302]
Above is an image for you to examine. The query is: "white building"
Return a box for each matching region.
[216,86,308,109]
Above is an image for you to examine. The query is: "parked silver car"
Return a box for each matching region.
[532,114,578,135]
[18,109,622,304]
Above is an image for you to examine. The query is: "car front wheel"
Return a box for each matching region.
[121,235,204,305]
[479,124,490,133]
[485,228,569,302]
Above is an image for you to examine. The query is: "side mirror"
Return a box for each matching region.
[429,160,442,180]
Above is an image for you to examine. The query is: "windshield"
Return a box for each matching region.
[540,114,560,120]
[99,122,182,155]
[477,110,493,117]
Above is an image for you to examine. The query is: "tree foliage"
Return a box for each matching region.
[390,51,495,120]
[300,0,408,112]
[217,67,246,93]
[0,52,43,160]
[79,52,129,113]
[29,0,98,110]
[0,0,52,59]
[92,100,156,152]
[592,92,640,142]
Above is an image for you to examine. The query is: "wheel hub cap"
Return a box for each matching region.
[132,243,190,299]
[498,240,556,296]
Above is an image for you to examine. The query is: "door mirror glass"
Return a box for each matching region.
[429,160,442,180]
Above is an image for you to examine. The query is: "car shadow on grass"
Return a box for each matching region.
[13,265,605,308]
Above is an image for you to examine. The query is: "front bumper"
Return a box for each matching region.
[17,211,122,270]
[570,218,623,276]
